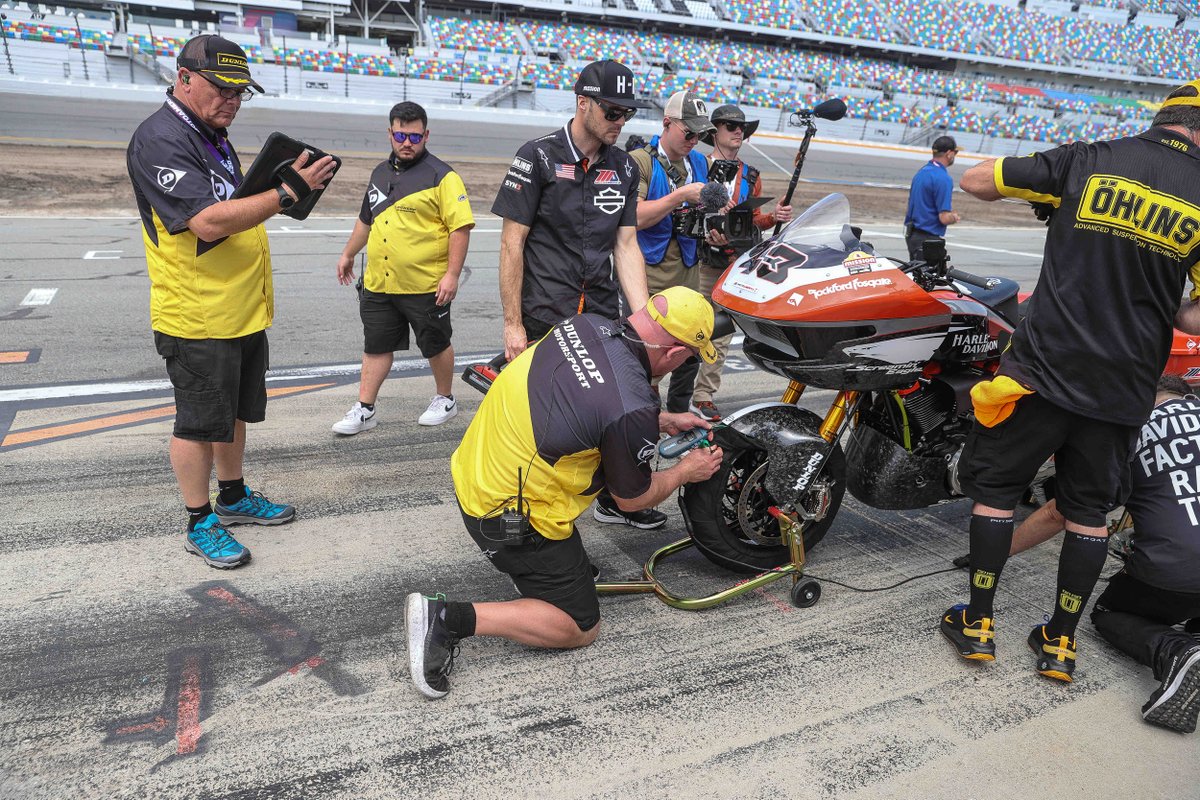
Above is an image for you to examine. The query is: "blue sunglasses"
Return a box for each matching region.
[392,131,425,145]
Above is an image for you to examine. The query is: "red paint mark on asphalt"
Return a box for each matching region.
[175,653,202,755]
[287,656,326,675]
[205,586,299,640]
[754,587,793,614]
[115,715,168,735]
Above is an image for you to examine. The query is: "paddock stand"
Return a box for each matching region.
[594,506,822,610]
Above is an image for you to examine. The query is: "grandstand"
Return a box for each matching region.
[0,0,1181,154]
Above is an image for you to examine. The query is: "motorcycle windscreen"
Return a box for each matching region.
[713,193,949,324]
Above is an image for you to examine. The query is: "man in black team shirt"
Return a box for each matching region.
[492,59,661,530]
[1008,375,1200,732]
[403,287,724,700]
[938,80,1200,683]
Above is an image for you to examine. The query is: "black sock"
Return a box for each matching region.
[187,503,214,531]
[967,512,1014,620]
[217,477,246,506]
[1046,531,1109,640]
[360,402,375,411]
[443,601,476,639]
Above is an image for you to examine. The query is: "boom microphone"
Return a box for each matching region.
[811,98,847,121]
[699,180,730,213]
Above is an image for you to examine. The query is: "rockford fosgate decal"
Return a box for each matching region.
[807,276,894,299]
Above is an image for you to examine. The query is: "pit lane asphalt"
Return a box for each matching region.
[4,216,1199,795]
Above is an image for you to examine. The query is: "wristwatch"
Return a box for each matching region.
[275,184,296,209]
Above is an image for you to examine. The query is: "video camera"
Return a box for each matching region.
[673,166,767,265]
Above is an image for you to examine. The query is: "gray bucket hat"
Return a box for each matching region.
[700,104,760,145]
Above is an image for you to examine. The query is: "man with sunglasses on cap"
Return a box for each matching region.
[904,135,962,261]
[493,59,656,528]
[690,104,794,422]
[937,81,1200,685]
[626,90,713,429]
[127,35,336,569]
[332,101,474,434]
[404,286,724,700]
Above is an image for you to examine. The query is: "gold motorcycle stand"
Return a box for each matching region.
[594,382,856,611]
[594,506,822,610]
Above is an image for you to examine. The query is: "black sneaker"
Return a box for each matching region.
[593,500,667,529]
[1028,625,1077,682]
[1143,641,1200,733]
[405,592,460,700]
[940,604,996,661]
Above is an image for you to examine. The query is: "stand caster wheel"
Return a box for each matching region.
[790,578,821,608]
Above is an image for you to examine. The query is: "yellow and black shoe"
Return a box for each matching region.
[940,604,996,661]
[1028,625,1076,682]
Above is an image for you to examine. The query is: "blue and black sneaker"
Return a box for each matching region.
[185,513,250,569]
[215,486,296,526]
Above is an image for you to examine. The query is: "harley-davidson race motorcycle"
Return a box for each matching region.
[680,192,1029,573]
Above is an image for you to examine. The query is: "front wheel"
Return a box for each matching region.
[680,428,846,574]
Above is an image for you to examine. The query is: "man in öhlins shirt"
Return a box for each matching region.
[939,80,1200,682]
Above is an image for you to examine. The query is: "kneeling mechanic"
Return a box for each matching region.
[405,287,724,699]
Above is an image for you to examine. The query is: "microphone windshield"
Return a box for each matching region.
[813,98,847,121]
[700,181,730,213]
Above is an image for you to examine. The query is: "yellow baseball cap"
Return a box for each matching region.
[648,286,717,364]
[1161,80,1200,109]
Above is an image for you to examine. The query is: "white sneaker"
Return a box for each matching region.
[419,395,458,426]
[332,402,378,435]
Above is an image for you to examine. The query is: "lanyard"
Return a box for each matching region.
[165,96,240,187]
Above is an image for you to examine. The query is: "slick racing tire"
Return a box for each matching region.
[681,423,846,574]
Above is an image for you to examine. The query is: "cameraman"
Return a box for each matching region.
[692,104,793,421]
[628,91,714,418]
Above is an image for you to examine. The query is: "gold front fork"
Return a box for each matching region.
[818,390,860,442]
[780,380,806,405]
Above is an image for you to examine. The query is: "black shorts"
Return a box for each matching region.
[154,330,268,443]
[959,392,1138,527]
[360,289,451,358]
[460,506,599,631]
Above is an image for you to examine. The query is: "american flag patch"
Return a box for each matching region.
[594,169,620,185]
[555,163,576,180]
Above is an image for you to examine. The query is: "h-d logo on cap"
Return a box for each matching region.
[615,74,628,94]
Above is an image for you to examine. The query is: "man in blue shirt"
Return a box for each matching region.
[904,135,962,260]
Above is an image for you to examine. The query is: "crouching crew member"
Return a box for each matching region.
[404,287,723,700]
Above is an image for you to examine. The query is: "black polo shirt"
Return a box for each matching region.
[995,127,1200,426]
[491,123,640,327]
[1125,396,1200,592]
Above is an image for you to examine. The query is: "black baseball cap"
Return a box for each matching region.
[177,35,264,93]
[574,60,650,109]
[932,135,960,153]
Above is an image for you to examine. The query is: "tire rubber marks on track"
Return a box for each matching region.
[104,580,366,768]
[0,383,333,451]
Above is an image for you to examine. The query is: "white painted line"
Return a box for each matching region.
[20,288,58,306]
[861,230,1043,259]
[83,250,122,260]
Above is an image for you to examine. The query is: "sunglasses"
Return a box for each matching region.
[671,120,699,142]
[188,72,253,101]
[593,98,637,122]
[719,121,746,132]
[391,131,426,145]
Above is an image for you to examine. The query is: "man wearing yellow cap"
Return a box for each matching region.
[403,287,723,699]
[938,81,1200,684]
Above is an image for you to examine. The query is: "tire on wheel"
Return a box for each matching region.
[680,423,846,574]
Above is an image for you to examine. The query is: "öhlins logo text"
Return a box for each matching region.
[1077,175,1200,257]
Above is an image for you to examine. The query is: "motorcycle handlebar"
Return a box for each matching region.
[946,268,998,290]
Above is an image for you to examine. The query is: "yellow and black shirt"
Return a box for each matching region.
[995,127,1200,426]
[127,89,272,339]
[451,314,659,540]
[360,150,474,295]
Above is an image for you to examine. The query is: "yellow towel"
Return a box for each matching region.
[970,376,1034,427]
